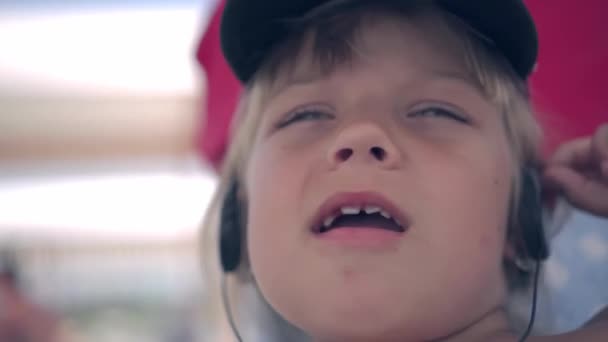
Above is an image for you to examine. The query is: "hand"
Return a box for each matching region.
[543,123,608,217]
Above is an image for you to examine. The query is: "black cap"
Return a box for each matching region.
[220,0,538,83]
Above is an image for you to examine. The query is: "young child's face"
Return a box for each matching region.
[244,13,515,341]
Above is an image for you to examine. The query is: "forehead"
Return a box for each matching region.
[263,6,480,97]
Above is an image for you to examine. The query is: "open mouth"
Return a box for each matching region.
[312,192,409,235]
[319,205,404,233]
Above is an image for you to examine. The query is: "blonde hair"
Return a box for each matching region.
[200,0,543,335]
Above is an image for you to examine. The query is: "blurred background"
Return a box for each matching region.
[0,0,222,341]
[0,0,606,341]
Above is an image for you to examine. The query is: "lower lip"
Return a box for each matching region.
[315,227,404,248]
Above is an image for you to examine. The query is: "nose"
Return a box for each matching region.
[328,122,401,169]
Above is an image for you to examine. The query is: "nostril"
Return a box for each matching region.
[370,146,386,161]
[337,148,353,162]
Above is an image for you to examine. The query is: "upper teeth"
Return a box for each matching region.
[321,205,399,228]
[364,206,381,214]
[340,206,361,215]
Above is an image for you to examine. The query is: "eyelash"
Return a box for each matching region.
[407,106,470,124]
[276,108,333,129]
[275,104,469,129]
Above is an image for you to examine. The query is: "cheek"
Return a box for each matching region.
[246,144,293,239]
[401,148,514,322]
[245,132,326,219]
[244,140,317,278]
[422,144,513,268]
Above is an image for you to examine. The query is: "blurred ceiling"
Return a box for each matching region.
[0,1,219,239]
[0,0,214,163]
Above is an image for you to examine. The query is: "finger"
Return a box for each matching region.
[591,123,608,162]
[544,166,586,194]
[550,136,593,168]
[544,166,608,216]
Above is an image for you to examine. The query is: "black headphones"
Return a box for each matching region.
[516,168,549,262]
[220,179,244,273]
[219,167,550,273]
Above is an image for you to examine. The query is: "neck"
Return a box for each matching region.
[313,307,518,342]
[436,306,517,342]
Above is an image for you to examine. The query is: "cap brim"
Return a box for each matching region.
[221,0,538,83]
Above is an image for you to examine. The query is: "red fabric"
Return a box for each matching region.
[197,0,607,167]
[196,0,242,169]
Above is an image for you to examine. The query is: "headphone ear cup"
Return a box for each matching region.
[518,168,549,261]
[220,181,243,273]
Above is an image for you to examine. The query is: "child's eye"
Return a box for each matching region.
[277,108,334,129]
[407,106,470,124]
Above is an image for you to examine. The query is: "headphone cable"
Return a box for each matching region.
[518,259,541,342]
[221,275,244,342]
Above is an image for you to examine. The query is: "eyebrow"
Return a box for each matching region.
[268,68,484,100]
[268,72,326,99]
[424,70,484,93]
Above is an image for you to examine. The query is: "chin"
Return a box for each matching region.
[282,292,438,342]
[277,280,493,342]
[304,318,426,342]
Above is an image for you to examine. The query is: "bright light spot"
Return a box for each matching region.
[0,170,218,240]
[0,8,207,96]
